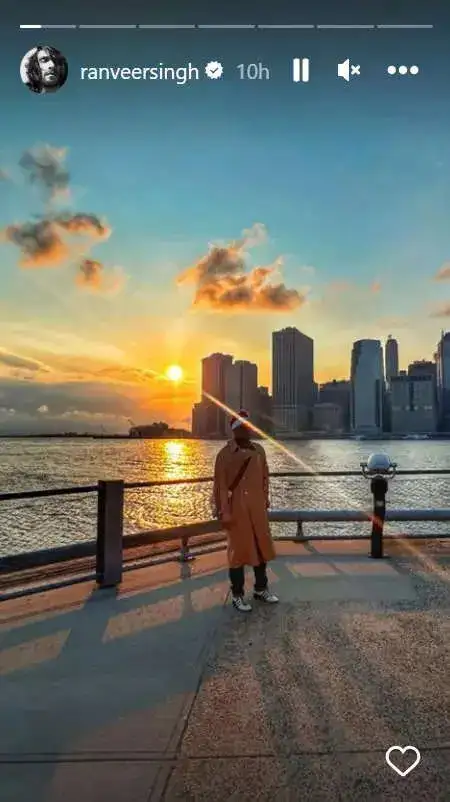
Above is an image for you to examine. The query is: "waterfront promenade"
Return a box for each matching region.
[1,538,449,801]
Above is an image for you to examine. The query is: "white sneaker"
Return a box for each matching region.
[254,589,279,604]
[232,595,252,612]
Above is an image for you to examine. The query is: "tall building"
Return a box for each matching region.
[385,335,399,383]
[350,339,384,433]
[312,403,343,432]
[408,361,437,414]
[191,402,209,438]
[255,386,274,434]
[436,331,450,430]
[225,360,258,417]
[319,380,351,431]
[201,353,233,437]
[408,360,437,380]
[390,375,437,433]
[272,327,314,433]
[313,382,319,404]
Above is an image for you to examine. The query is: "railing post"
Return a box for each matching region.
[178,535,195,562]
[370,476,388,558]
[296,519,304,540]
[96,480,124,587]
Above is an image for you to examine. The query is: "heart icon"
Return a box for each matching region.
[385,745,421,777]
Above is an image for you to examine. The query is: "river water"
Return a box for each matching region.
[1,437,449,556]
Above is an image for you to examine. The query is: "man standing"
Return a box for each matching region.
[213,410,279,612]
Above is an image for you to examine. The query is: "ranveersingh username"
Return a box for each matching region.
[80,63,201,85]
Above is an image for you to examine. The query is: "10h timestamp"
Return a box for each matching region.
[237,62,271,80]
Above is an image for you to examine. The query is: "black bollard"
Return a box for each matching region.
[370,475,388,558]
[96,480,124,587]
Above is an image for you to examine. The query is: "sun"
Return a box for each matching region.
[166,364,183,382]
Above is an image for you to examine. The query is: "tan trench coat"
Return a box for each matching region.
[213,440,276,569]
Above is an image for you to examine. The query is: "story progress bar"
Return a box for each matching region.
[19,23,435,30]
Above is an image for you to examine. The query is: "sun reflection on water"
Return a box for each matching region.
[163,439,186,466]
[124,439,206,533]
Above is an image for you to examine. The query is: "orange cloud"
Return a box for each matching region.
[3,214,111,267]
[177,223,306,312]
[434,263,450,281]
[76,259,126,294]
[430,302,450,318]
[76,258,104,288]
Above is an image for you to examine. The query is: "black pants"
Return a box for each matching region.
[229,562,268,597]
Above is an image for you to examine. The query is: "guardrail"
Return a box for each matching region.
[1,469,450,599]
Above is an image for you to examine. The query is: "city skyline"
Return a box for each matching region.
[1,27,450,432]
[191,328,449,438]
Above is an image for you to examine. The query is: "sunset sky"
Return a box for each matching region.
[1,22,450,432]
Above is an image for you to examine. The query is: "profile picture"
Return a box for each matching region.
[20,45,68,94]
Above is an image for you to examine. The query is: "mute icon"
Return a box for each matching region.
[337,59,361,81]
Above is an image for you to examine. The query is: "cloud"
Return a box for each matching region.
[177,223,306,312]
[430,303,450,318]
[19,144,69,199]
[76,258,103,288]
[238,222,268,249]
[0,407,15,416]
[0,344,162,389]
[94,365,158,384]
[0,377,139,418]
[2,143,127,295]
[434,262,450,281]
[0,348,51,373]
[0,372,197,434]
[58,409,127,421]
[76,259,127,294]
[3,213,111,267]
[0,376,159,433]
[11,325,126,362]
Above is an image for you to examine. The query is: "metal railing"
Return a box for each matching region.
[1,469,450,599]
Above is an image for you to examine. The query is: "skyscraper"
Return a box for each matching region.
[350,339,384,433]
[225,360,258,416]
[385,335,399,383]
[390,374,436,434]
[201,353,233,436]
[255,386,273,434]
[436,331,450,430]
[272,327,314,433]
[319,380,351,431]
[408,360,437,380]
